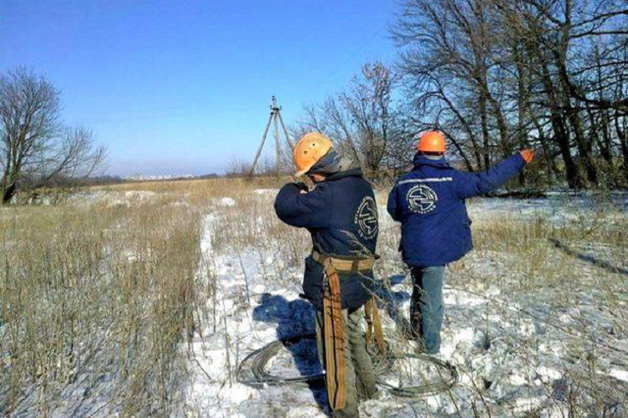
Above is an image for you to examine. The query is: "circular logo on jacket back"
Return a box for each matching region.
[406,185,438,214]
[354,196,378,239]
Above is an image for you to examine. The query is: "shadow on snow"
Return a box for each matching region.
[252,294,328,412]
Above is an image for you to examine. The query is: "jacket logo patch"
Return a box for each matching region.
[355,196,378,239]
[407,185,438,214]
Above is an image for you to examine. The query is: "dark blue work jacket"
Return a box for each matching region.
[274,169,378,310]
[387,153,525,267]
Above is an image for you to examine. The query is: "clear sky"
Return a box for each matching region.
[1,1,398,176]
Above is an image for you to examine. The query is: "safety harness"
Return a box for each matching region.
[312,250,386,411]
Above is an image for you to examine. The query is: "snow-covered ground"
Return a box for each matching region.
[2,187,624,416]
[183,190,627,417]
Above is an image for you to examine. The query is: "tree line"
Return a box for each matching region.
[293,0,627,189]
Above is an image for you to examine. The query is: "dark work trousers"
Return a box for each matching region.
[315,306,378,418]
[410,266,445,354]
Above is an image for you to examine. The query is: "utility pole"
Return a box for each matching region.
[249,96,294,177]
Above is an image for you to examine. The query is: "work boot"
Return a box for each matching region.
[332,405,359,418]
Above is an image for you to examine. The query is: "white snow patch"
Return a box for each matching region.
[441,327,475,359]
[509,372,528,386]
[254,189,278,195]
[219,197,237,207]
[536,366,562,380]
[609,368,628,382]
[444,288,486,307]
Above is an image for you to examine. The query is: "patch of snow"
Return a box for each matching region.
[170,200,190,207]
[444,288,486,307]
[219,197,236,207]
[509,372,528,386]
[536,366,562,380]
[441,327,475,359]
[124,190,157,198]
[254,189,278,195]
[609,368,628,382]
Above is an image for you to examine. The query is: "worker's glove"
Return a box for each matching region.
[520,149,535,164]
[287,182,309,194]
[294,182,309,192]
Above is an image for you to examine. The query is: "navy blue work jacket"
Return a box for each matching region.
[274,169,378,310]
[387,153,525,267]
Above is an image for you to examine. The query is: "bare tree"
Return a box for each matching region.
[393,0,512,172]
[293,61,407,178]
[0,68,105,204]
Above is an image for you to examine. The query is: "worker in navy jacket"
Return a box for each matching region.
[274,152,378,311]
[387,130,535,354]
[274,132,379,418]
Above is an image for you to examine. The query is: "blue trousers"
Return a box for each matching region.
[410,266,445,354]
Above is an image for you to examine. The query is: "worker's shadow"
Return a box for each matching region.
[252,294,328,412]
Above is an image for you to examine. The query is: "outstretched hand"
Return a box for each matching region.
[520,149,535,164]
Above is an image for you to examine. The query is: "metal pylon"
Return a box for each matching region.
[249,96,295,177]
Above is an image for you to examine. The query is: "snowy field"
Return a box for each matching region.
[1,185,626,417]
[183,189,628,417]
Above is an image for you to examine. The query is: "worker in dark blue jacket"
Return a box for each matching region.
[275,132,379,418]
[387,130,535,354]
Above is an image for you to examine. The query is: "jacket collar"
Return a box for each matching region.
[412,153,451,170]
[325,167,364,182]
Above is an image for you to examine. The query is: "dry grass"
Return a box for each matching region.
[1,178,626,417]
[0,176,287,416]
[0,196,202,416]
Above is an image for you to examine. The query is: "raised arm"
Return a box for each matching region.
[456,150,534,199]
[274,182,332,228]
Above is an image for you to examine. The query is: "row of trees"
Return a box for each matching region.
[0,68,105,204]
[293,0,627,188]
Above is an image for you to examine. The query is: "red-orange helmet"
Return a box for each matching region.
[416,130,446,153]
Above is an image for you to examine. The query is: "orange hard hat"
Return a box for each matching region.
[293,132,333,177]
[416,130,446,153]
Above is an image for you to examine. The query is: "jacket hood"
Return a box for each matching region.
[326,158,363,181]
[310,150,363,180]
[412,152,450,169]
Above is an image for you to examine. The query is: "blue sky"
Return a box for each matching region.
[1,1,398,176]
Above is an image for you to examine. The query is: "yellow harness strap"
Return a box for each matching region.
[364,298,386,356]
[314,251,385,411]
[322,257,347,411]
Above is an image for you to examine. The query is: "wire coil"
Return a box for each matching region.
[236,333,458,397]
